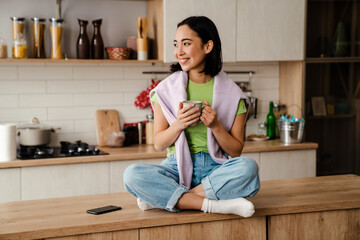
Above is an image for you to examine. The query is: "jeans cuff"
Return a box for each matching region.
[201,176,218,200]
[165,184,189,212]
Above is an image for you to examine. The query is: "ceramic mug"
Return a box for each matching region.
[182,100,204,126]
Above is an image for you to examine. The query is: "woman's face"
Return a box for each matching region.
[173,24,208,73]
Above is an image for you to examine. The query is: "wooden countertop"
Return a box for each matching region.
[0,174,358,240]
[0,140,317,169]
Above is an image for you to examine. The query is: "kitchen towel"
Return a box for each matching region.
[0,124,17,162]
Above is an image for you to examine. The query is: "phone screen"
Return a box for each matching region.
[86,205,122,215]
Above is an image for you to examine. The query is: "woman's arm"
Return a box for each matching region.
[200,101,245,157]
[153,102,201,151]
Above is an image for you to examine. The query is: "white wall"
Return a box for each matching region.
[0,62,279,146]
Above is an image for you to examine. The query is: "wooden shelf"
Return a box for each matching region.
[306,113,355,120]
[305,57,360,63]
[0,58,163,64]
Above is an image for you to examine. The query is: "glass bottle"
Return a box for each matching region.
[11,17,28,59]
[76,19,90,59]
[0,35,8,58]
[266,101,276,139]
[31,18,46,58]
[91,19,104,59]
[49,18,64,59]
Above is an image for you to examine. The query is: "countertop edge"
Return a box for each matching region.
[0,140,318,169]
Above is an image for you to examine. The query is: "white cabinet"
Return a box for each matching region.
[163,0,237,62]
[21,162,109,200]
[259,150,316,180]
[236,0,306,61]
[0,168,20,203]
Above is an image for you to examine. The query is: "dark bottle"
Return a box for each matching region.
[76,19,90,59]
[266,101,276,139]
[91,19,104,59]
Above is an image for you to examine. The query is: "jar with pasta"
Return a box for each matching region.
[11,17,28,59]
[0,36,8,58]
[49,18,64,59]
[31,18,46,58]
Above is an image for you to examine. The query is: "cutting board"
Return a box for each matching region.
[95,110,120,147]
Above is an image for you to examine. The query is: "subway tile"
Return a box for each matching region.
[0,108,46,122]
[0,80,46,94]
[257,64,280,77]
[74,119,96,133]
[18,66,72,80]
[123,92,139,105]
[47,80,99,93]
[252,89,279,102]
[123,65,170,80]
[74,93,124,106]
[47,106,98,120]
[73,66,123,80]
[0,95,18,108]
[44,120,74,133]
[251,77,279,90]
[19,94,73,107]
[0,66,17,80]
[100,79,148,93]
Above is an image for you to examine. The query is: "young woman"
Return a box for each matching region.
[124,16,260,217]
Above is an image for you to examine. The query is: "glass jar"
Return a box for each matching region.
[0,36,8,58]
[31,18,46,58]
[257,122,266,136]
[11,17,28,59]
[49,18,64,59]
[145,114,154,145]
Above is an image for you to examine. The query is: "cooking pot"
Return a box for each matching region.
[17,117,60,146]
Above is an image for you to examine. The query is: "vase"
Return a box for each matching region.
[91,19,104,59]
[76,19,90,59]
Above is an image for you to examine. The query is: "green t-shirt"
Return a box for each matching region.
[151,78,246,156]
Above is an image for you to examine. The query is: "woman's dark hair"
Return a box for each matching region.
[170,16,222,77]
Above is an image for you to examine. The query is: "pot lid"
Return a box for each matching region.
[18,117,51,130]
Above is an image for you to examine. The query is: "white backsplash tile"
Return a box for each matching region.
[47,80,99,93]
[0,66,17,80]
[0,62,279,145]
[18,66,73,80]
[74,93,124,106]
[19,94,74,107]
[0,80,46,94]
[0,95,18,108]
[73,66,124,80]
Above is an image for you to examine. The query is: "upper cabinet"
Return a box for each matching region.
[236,0,306,61]
[161,0,237,63]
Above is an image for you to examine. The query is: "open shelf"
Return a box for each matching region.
[306,57,360,63]
[0,58,163,64]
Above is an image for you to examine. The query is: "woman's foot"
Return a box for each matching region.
[137,198,156,211]
[201,197,255,217]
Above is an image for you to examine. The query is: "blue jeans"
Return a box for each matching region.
[123,152,260,212]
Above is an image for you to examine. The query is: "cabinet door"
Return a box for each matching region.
[164,0,237,62]
[21,162,109,200]
[237,0,306,61]
[259,150,316,180]
[0,168,20,203]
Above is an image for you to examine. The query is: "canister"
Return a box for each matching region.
[49,18,64,59]
[11,17,27,59]
[31,18,46,58]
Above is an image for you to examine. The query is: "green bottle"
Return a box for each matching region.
[266,101,276,139]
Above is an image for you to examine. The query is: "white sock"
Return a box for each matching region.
[137,198,156,211]
[201,197,255,218]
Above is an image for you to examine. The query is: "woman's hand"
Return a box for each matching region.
[200,100,219,129]
[176,102,201,129]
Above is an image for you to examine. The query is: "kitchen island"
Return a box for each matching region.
[0,140,318,203]
[0,174,358,240]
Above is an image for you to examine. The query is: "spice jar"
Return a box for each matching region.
[49,18,64,59]
[31,18,46,58]
[11,17,28,59]
[145,114,154,145]
[0,36,8,58]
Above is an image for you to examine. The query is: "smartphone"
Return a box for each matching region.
[86,205,122,215]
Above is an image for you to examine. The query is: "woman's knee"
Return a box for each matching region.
[231,157,259,179]
[123,163,147,187]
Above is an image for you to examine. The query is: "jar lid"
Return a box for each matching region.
[146,113,154,121]
[10,17,25,22]
[31,18,46,23]
[49,18,64,23]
